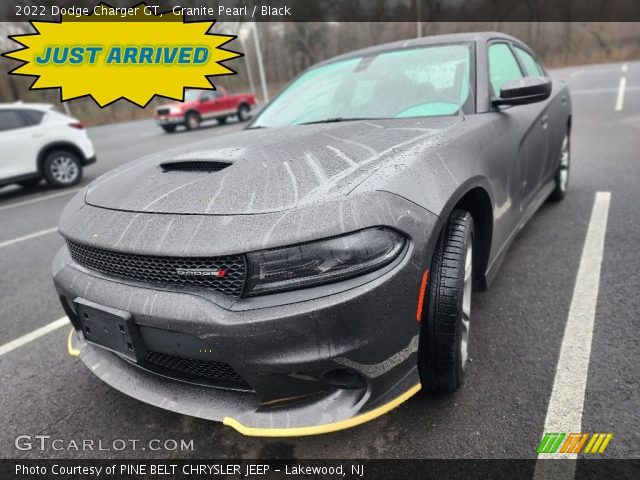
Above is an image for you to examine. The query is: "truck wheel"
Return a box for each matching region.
[185,112,200,130]
[418,209,474,393]
[161,125,176,133]
[43,150,83,188]
[217,116,228,125]
[237,104,251,122]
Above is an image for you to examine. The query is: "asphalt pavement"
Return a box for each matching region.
[0,62,638,460]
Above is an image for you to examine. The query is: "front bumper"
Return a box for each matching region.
[54,192,440,435]
[156,115,185,125]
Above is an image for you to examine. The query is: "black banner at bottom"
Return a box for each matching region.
[1,459,639,480]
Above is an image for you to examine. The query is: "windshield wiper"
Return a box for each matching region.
[297,117,377,126]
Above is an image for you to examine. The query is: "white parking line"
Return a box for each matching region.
[0,188,82,212]
[0,227,58,249]
[0,317,69,356]
[534,192,611,475]
[615,64,628,111]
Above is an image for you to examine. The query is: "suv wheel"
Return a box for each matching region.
[43,151,83,188]
[418,209,474,392]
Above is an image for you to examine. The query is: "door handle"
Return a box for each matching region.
[32,133,45,138]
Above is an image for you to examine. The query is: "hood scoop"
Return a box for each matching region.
[160,160,232,172]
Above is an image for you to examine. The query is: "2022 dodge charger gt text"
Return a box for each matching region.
[53,33,571,436]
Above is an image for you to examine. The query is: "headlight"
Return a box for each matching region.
[244,227,407,297]
[169,106,182,115]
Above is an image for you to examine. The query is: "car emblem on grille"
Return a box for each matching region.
[176,268,227,277]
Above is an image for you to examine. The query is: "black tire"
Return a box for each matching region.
[161,125,176,133]
[185,111,200,130]
[217,116,228,125]
[418,209,474,393]
[42,150,83,188]
[549,130,570,201]
[237,103,250,122]
[18,178,42,188]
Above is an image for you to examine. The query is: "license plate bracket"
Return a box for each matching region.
[74,298,144,362]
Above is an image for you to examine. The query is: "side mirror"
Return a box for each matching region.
[493,76,552,106]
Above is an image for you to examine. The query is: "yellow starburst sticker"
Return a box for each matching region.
[2,2,241,107]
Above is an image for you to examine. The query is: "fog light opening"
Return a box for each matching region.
[322,369,365,389]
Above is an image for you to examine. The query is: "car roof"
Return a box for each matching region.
[317,31,522,66]
[0,102,55,111]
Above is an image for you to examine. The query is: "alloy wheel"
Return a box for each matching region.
[460,238,473,371]
[559,134,570,193]
[50,156,79,184]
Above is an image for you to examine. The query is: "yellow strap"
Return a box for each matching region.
[67,328,80,357]
[223,383,421,437]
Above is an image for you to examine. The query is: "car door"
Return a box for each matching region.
[0,109,40,179]
[512,44,560,186]
[488,42,549,214]
[198,90,221,119]
[215,87,232,113]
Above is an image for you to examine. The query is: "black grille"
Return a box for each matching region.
[160,161,232,172]
[67,241,246,297]
[145,351,250,389]
[157,108,170,115]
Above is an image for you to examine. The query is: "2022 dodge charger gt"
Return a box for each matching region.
[53,33,571,436]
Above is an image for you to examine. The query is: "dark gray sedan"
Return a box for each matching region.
[53,32,571,436]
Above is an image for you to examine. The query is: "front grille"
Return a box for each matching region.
[145,351,251,389]
[67,241,246,297]
[160,161,232,172]
[157,108,170,115]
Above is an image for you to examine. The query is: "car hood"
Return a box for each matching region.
[157,100,193,111]
[85,117,461,215]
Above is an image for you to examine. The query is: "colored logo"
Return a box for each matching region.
[2,2,241,107]
[537,432,613,454]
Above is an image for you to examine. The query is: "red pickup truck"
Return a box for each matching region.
[155,87,256,133]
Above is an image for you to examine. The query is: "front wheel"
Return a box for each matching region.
[418,210,474,393]
[42,151,83,188]
[549,131,570,201]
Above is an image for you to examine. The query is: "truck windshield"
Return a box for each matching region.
[183,90,200,101]
[251,43,473,128]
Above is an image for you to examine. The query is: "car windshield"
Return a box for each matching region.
[252,43,473,128]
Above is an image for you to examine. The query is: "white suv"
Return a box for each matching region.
[0,103,96,188]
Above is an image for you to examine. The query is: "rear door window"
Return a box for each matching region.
[488,43,523,96]
[514,46,544,76]
[19,109,45,126]
[0,110,26,131]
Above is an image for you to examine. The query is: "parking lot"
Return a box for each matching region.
[1,61,638,459]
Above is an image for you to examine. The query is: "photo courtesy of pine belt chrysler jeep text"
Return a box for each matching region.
[54,33,571,436]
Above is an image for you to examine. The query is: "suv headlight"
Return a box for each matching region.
[244,227,407,297]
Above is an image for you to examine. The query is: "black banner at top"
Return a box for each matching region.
[1,0,640,22]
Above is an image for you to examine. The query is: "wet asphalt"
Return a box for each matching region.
[0,62,638,460]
